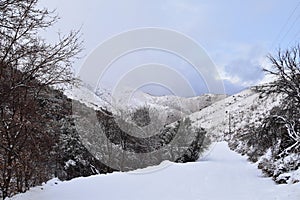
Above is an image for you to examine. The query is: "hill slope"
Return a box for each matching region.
[188,88,281,140]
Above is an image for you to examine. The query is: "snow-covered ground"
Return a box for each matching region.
[9,142,300,200]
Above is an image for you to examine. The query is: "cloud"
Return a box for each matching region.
[212,44,268,94]
[222,80,246,95]
[38,0,299,96]
[224,58,264,86]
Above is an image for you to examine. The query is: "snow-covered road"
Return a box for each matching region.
[9,142,300,200]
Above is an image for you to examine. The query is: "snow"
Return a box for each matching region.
[188,88,282,140]
[64,160,76,168]
[64,85,112,111]
[9,142,300,200]
[64,85,226,117]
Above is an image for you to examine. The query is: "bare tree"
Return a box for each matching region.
[0,0,82,198]
[0,0,81,94]
[260,45,300,152]
[259,45,300,105]
[244,45,300,183]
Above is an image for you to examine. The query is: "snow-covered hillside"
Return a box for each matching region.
[65,85,226,124]
[130,91,227,114]
[9,142,300,200]
[188,88,281,140]
[65,85,279,142]
[66,85,225,111]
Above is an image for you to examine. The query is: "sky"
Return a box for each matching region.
[39,0,300,96]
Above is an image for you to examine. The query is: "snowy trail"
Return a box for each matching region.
[10,142,300,200]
